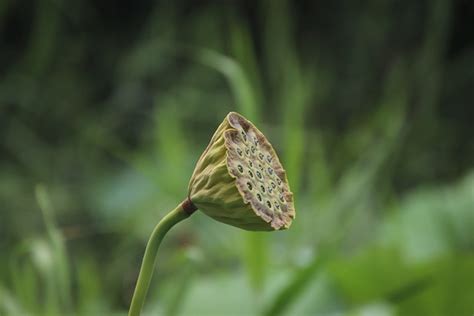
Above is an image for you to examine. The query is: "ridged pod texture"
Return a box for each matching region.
[188,112,295,231]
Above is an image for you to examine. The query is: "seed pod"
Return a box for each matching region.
[188,112,295,231]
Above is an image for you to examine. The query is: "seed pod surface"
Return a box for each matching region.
[188,112,295,231]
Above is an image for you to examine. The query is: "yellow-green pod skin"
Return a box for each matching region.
[188,112,295,231]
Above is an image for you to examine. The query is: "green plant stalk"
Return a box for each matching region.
[128,201,195,316]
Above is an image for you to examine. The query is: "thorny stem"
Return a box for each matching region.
[128,199,197,316]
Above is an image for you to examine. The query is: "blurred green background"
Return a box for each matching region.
[1,0,473,315]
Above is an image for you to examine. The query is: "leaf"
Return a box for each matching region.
[262,249,331,316]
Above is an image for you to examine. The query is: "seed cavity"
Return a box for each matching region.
[247,182,253,190]
[275,202,280,210]
[248,160,253,167]
[256,193,262,201]
[258,153,264,161]
[241,130,247,142]
[256,171,262,179]
[258,163,263,170]
[237,165,244,173]
[266,201,272,208]
[253,136,258,146]
[260,185,265,192]
[268,186,273,194]
[245,148,250,156]
[266,155,272,163]
[251,146,256,154]
[237,148,243,157]
[248,170,254,178]
[277,178,282,185]
[271,181,276,189]
[279,194,285,203]
[267,167,273,175]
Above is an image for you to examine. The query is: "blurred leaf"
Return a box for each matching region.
[228,13,265,116]
[380,171,474,263]
[329,247,433,305]
[22,0,61,75]
[153,102,189,194]
[280,63,314,196]
[76,258,106,316]
[395,255,474,315]
[35,184,72,312]
[262,249,331,316]
[194,49,259,122]
[0,286,27,316]
[163,251,197,316]
[242,232,268,296]
[179,271,255,316]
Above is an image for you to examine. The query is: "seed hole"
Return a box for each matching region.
[247,182,253,190]
[277,178,282,185]
[237,165,243,173]
[248,170,254,178]
[257,193,262,201]
[279,194,285,203]
[256,171,262,179]
[253,136,258,145]
[237,148,243,157]
[251,146,256,154]
[266,155,272,163]
[268,186,273,194]
[258,153,264,161]
[267,167,273,175]
[266,201,272,208]
[240,130,247,142]
[248,160,253,167]
[258,163,263,170]
[271,182,276,189]
[260,185,265,192]
[245,148,250,156]
[275,202,280,210]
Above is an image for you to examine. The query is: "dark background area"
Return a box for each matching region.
[1,1,473,315]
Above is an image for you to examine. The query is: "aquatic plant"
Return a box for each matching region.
[128,112,295,316]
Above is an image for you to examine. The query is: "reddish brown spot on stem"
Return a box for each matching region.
[182,197,198,216]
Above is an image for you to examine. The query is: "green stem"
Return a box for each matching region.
[128,202,192,316]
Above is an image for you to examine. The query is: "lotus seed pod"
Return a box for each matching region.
[188,112,295,231]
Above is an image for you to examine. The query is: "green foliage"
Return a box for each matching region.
[1,0,473,315]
